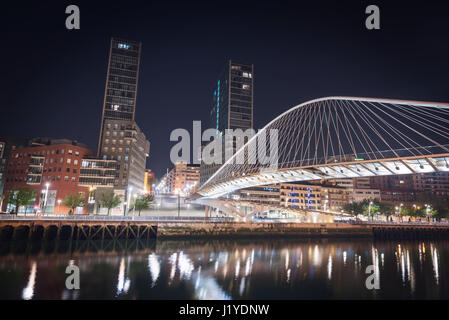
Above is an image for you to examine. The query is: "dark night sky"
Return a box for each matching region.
[1,0,448,179]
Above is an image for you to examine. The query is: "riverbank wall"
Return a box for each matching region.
[1,220,449,241]
[156,222,373,239]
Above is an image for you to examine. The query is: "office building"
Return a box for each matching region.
[0,137,31,209]
[1,138,94,214]
[201,60,254,186]
[210,60,254,134]
[96,37,150,203]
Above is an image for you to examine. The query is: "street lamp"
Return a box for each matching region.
[126,186,133,216]
[57,199,62,214]
[425,204,431,223]
[175,189,181,218]
[43,182,50,214]
[132,194,137,216]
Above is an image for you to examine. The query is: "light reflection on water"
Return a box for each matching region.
[0,239,447,300]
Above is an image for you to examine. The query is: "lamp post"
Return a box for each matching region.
[43,182,50,215]
[57,199,62,214]
[132,194,137,216]
[126,186,133,216]
[425,204,431,223]
[176,189,181,218]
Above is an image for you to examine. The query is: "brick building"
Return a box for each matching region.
[1,139,94,214]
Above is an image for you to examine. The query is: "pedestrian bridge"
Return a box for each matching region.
[195,97,449,199]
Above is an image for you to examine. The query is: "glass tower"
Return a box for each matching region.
[210,60,254,135]
[98,38,142,154]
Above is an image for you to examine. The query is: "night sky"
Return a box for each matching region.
[1,0,448,179]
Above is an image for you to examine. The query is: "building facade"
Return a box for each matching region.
[98,37,141,151]
[96,37,150,204]
[143,169,156,194]
[1,139,94,214]
[0,137,31,209]
[201,60,254,187]
[280,183,347,212]
[209,60,254,134]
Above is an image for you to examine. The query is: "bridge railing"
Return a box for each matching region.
[0,214,234,223]
[349,220,449,227]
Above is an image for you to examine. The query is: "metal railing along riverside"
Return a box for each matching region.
[0,214,234,223]
[349,220,449,227]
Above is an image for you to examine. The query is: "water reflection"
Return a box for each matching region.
[117,257,131,295]
[22,261,36,300]
[0,239,448,299]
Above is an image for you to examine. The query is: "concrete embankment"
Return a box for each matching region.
[156,222,373,239]
[2,220,449,241]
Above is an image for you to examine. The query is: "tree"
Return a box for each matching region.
[98,191,121,215]
[7,188,36,215]
[131,195,154,216]
[360,199,380,219]
[416,192,449,220]
[379,202,395,218]
[63,193,85,214]
[342,202,364,218]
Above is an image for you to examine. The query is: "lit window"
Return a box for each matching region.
[67,159,71,164]
[118,43,131,50]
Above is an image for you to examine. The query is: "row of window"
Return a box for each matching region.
[110,54,138,65]
[107,89,135,99]
[103,146,130,154]
[107,81,136,92]
[13,149,79,158]
[108,75,137,85]
[6,175,77,183]
[230,65,252,72]
[106,95,134,106]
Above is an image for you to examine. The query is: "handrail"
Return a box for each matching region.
[349,220,449,226]
[0,214,234,223]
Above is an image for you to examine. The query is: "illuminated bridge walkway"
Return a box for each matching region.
[196,97,449,199]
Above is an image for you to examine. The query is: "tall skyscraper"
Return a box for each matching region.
[210,60,254,134]
[97,38,150,201]
[98,38,142,153]
[201,60,254,186]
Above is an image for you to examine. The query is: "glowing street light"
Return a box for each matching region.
[43,182,50,214]
[132,194,137,216]
[125,186,133,216]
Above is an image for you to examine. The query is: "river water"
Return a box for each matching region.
[0,238,447,299]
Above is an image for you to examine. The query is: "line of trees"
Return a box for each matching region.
[95,191,154,215]
[129,194,154,216]
[342,195,449,220]
[62,193,85,215]
[6,188,36,214]
[4,188,154,216]
[342,199,395,220]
